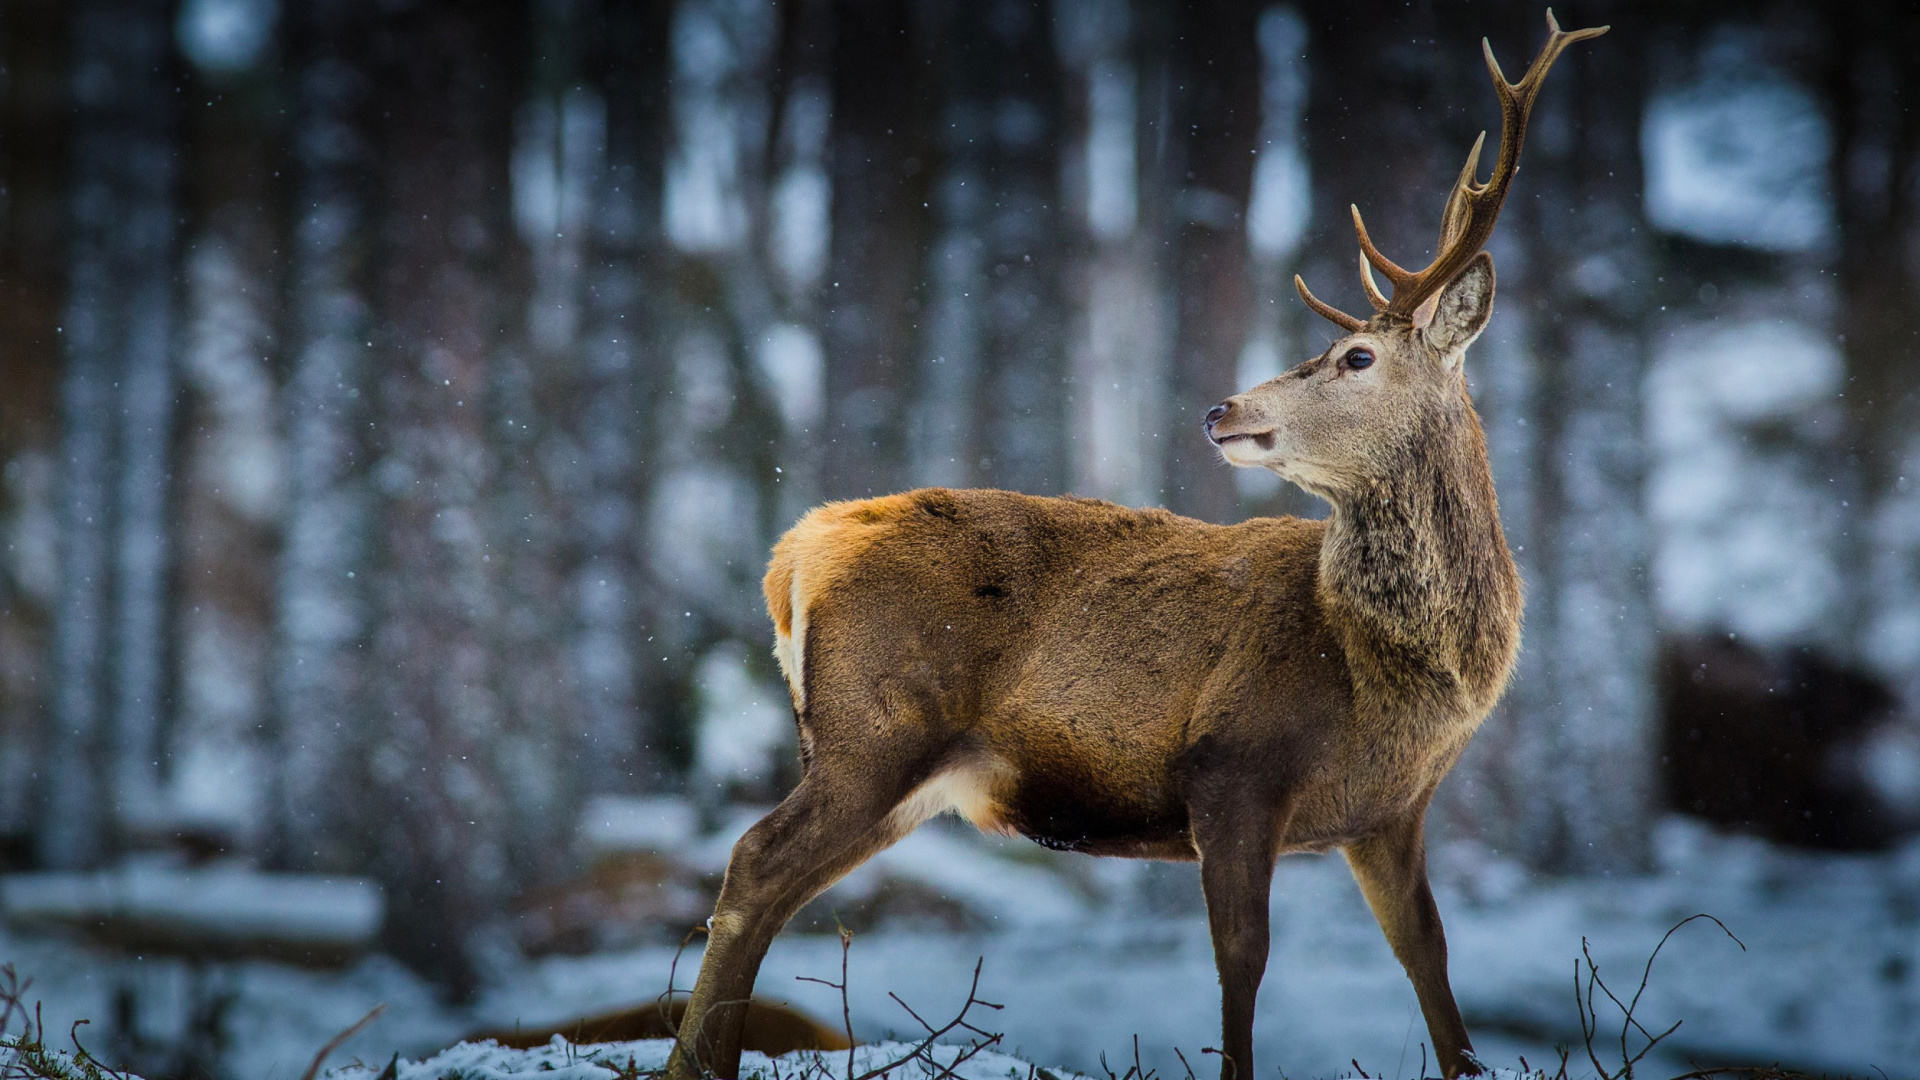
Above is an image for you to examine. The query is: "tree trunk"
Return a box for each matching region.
[566,0,673,793]
[1153,0,1260,523]
[273,0,376,873]
[1522,7,1657,873]
[821,0,934,500]
[651,0,792,794]
[1058,0,1173,509]
[1831,4,1920,707]
[0,0,68,845]
[481,0,588,895]
[763,0,833,526]
[172,48,286,856]
[41,0,178,868]
[365,0,528,994]
[913,0,1066,495]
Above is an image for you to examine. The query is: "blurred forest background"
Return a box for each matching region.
[4,0,1920,1016]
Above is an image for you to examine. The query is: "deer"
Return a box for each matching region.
[664,12,1604,1080]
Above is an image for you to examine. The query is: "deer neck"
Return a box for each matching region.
[1316,395,1521,713]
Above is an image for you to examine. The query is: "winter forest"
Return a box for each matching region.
[3,0,1920,1077]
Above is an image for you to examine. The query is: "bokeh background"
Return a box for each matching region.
[2,0,1920,1077]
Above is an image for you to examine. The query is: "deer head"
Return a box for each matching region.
[1206,10,1605,502]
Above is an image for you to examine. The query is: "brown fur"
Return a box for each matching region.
[666,257,1522,1080]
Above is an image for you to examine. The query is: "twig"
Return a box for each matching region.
[795,924,859,1080]
[0,967,30,1041]
[298,1004,387,1080]
[661,925,709,1033]
[1585,937,1678,1075]
[67,1020,129,1080]
[838,926,856,1080]
[658,924,710,1076]
[1625,915,1742,1059]
[1571,913,1747,1080]
[845,958,1002,1080]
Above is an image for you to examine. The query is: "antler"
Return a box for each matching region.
[1296,9,1608,331]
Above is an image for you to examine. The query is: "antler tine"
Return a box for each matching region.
[1358,251,1390,311]
[1295,275,1367,334]
[1498,9,1610,99]
[1350,205,1415,287]
[1441,132,1487,233]
[1482,34,1510,89]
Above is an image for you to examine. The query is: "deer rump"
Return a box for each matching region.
[766,487,1399,859]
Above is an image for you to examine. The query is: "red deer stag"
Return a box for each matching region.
[666,12,1604,1080]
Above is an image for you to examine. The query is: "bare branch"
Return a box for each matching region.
[847,958,1003,1080]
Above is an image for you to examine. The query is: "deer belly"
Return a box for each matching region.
[888,751,1191,857]
[997,761,1192,857]
[963,690,1196,856]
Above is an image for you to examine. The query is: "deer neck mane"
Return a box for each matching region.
[1315,388,1522,712]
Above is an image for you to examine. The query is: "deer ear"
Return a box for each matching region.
[1419,251,1495,365]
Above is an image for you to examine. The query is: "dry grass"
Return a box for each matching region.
[1,964,134,1080]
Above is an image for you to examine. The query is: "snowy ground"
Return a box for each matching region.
[3,817,1918,1080]
[320,1040,1544,1080]
[327,1038,1091,1080]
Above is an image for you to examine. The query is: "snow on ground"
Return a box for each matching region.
[316,1038,1522,1080]
[4,817,1919,1080]
[479,819,1920,1080]
[327,1038,1097,1080]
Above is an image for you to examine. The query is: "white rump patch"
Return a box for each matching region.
[773,569,808,710]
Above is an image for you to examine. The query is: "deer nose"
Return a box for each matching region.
[1204,402,1231,430]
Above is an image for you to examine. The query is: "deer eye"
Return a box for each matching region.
[1343,348,1374,371]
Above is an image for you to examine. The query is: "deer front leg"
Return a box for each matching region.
[1344,810,1479,1079]
[1191,793,1284,1080]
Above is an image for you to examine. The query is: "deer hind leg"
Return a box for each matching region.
[667,717,949,1080]
[1344,809,1478,1079]
[1191,788,1285,1080]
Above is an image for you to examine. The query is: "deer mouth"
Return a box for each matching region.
[1214,430,1277,451]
